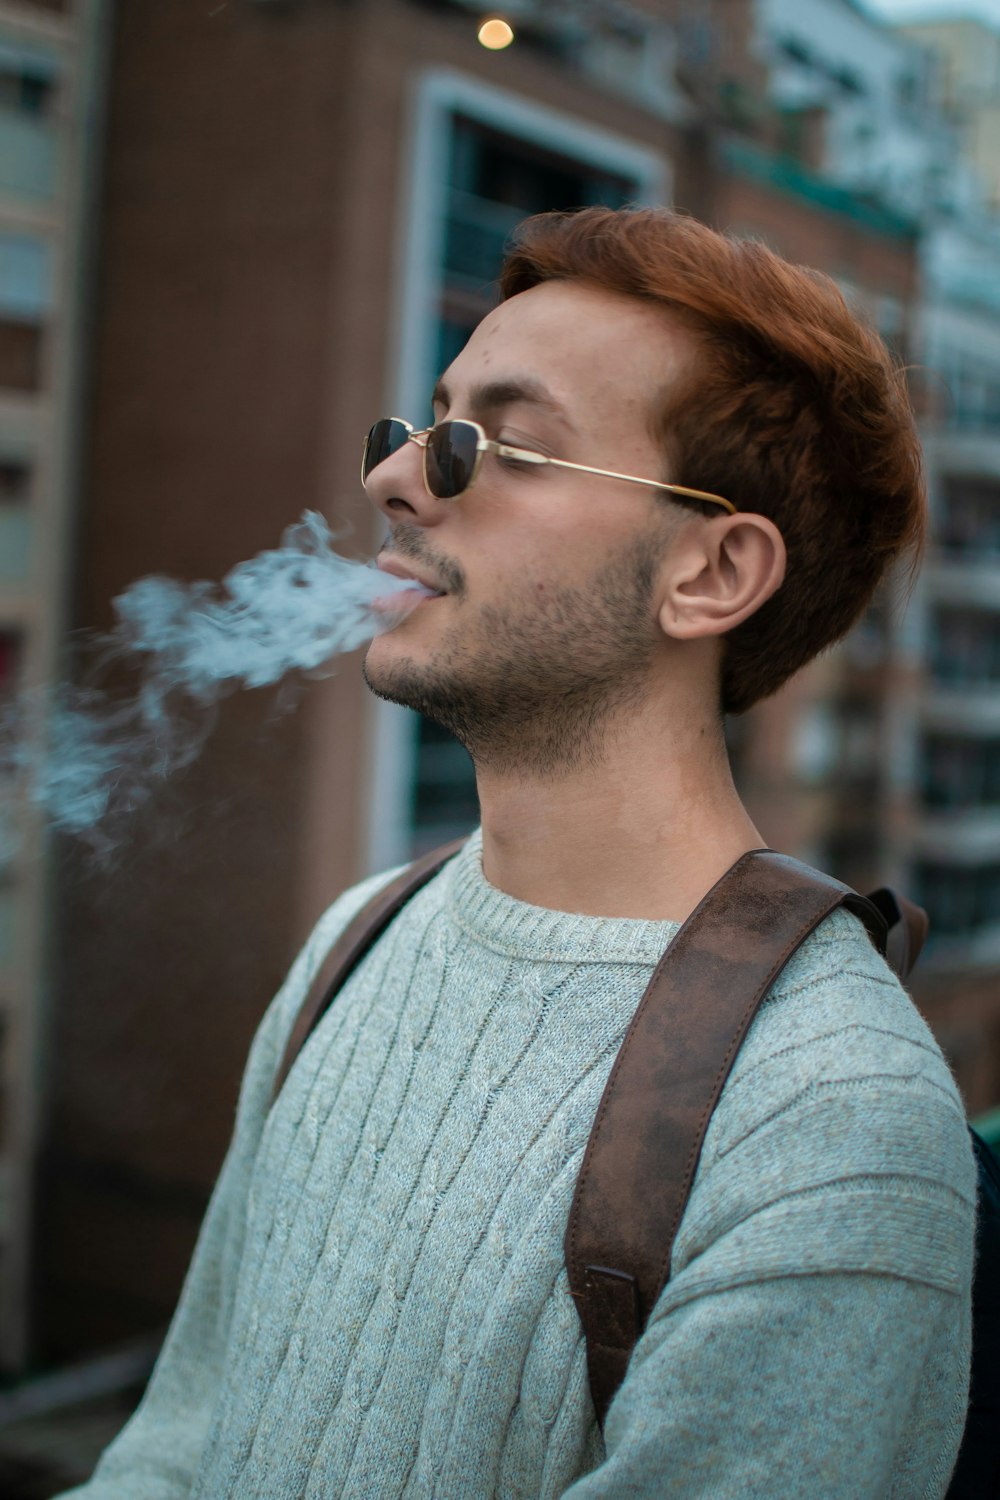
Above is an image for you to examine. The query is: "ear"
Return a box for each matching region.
[657,513,786,641]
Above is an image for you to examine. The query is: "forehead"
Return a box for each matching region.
[443,280,694,428]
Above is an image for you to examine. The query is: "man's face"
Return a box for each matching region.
[362,279,699,773]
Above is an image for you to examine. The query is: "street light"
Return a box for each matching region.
[478,17,515,50]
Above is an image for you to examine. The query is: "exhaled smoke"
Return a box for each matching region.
[0,512,425,855]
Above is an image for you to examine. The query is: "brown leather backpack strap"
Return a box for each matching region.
[271,838,466,1104]
[564,848,890,1428]
[863,886,929,981]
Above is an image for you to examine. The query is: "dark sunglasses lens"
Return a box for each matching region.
[426,421,479,499]
[363,419,409,481]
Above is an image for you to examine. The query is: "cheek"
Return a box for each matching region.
[459,484,656,598]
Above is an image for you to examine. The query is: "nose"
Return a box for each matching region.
[363,431,451,528]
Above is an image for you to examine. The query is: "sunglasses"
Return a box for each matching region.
[361,417,736,513]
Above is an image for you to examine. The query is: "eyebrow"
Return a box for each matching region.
[431,375,577,432]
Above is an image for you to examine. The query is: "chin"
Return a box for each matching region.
[365,627,418,682]
[362,641,472,730]
[363,638,428,708]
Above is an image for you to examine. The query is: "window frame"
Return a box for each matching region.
[362,68,666,872]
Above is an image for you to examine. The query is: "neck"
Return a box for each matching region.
[474,698,765,923]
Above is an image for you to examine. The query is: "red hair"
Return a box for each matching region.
[500,207,925,714]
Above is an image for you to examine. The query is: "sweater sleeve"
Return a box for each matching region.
[561,946,977,1500]
[54,871,398,1500]
[562,1273,968,1500]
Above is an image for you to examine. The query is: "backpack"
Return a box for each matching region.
[271,842,999,1498]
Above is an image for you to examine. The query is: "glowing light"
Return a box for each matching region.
[477,17,515,49]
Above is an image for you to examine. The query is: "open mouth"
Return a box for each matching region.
[372,557,448,615]
[370,579,447,615]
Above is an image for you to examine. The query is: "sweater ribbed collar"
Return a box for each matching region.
[443,827,680,966]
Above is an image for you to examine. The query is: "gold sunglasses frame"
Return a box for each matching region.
[361,417,736,515]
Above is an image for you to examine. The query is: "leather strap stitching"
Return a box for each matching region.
[655,893,844,1290]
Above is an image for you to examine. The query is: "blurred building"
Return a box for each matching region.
[0,0,106,1370]
[908,215,1000,1100]
[899,12,1000,211]
[743,0,1000,1122]
[0,0,992,1388]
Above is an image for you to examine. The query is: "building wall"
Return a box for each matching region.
[38,0,367,1362]
[0,0,106,1372]
[901,16,1000,209]
[906,300,1000,1111]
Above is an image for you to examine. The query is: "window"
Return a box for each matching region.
[0,457,33,583]
[778,37,813,67]
[0,633,22,696]
[0,64,56,118]
[412,114,641,852]
[949,361,1000,434]
[921,734,1000,810]
[897,73,919,110]
[0,460,30,502]
[366,73,664,869]
[928,607,1000,687]
[835,67,863,97]
[409,718,479,857]
[0,44,60,203]
[437,115,637,387]
[824,827,879,892]
[792,694,880,792]
[0,235,52,392]
[0,635,21,933]
[844,596,889,671]
[916,860,1000,939]
[937,476,1000,557]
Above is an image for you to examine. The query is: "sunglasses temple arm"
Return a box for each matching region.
[502,448,735,514]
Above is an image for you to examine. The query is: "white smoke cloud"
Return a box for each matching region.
[0,512,424,854]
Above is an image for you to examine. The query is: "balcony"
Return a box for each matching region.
[922,690,1000,734]
[920,727,1000,807]
[915,853,1000,969]
[443,190,527,292]
[924,431,1000,476]
[914,808,1000,861]
[925,558,1000,611]
[923,920,1000,971]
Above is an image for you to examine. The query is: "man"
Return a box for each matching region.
[66,208,976,1498]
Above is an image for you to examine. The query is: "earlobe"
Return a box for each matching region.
[659,515,786,641]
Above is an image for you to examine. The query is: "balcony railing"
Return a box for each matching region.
[915,857,1000,959]
[923,689,1000,735]
[915,808,1000,857]
[443,190,524,291]
[927,603,1000,689]
[926,558,1000,607]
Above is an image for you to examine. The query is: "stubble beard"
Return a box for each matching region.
[363,531,666,778]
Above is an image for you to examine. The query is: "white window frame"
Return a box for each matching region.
[363,68,668,873]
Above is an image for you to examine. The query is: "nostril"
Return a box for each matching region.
[386,498,417,514]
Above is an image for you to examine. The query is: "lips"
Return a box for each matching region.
[370,557,447,617]
[376,556,446,596]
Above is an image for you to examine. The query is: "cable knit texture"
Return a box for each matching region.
[62,830,976,1499]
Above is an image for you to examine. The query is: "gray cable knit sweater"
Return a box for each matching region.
[63,830,976,1499]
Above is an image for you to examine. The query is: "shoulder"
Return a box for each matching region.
[270,862,411,1032]
[671,907,976,1296]
[720,905,965,1129]
[236,861,409,1102]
